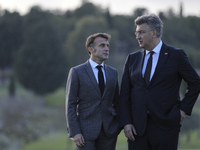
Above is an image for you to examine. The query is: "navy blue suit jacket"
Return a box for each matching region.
[119,43,200,136]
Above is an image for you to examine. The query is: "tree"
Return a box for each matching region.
[179,2,183,18]
[8,73,16,97]
[15,7,67,95]
[158,11,167,21]
[0,10,23,70]
[166,8,176,18]
[112,15,138,53]
[162,16,200,69]
[105,8,113,29]
[133,8,149,18]
[73,2,102,18]
[64,16,110,67]
[0,10,23,84]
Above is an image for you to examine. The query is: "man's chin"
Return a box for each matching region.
[103,57,109,61]
[139,45,145,49]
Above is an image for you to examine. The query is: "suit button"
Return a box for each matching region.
[146,90,148,92]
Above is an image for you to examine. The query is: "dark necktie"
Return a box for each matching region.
[144,51,154,86]
[96,65,105,95]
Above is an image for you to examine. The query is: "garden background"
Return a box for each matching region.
[0,1,200,150]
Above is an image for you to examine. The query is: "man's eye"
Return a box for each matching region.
[135,30,145,36]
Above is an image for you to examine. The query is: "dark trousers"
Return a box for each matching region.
[128,114,180,150]
[75,125,117,150]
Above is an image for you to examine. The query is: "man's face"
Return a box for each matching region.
[90,37,109,63]
[135,23,154,50]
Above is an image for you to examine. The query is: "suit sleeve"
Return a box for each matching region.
[178,50,200,115]
[65,68,81,138]
[119,55,134,127]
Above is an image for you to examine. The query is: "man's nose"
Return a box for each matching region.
[136,34,141,39]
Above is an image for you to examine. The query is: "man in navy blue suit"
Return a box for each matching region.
[119,14,200,150]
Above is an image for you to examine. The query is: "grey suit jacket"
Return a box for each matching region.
[66,60,120,140]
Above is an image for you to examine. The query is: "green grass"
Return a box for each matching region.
[22,132,127,150]
[117,131,200,150]
[44,88,66,106]
[193,99,200,114]
[1,85,200,150]
[0,84,9,97]
[116,132,128,150]
[0,81,39,99]
[179,131,200,149]
[22,132,72,150]
[23,88,200,150]
[22,131,200,150]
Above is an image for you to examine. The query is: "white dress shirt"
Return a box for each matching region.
[89,59,106,84]
[142,40,163,81]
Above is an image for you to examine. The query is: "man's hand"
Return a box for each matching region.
[180,110,186,124]
[124,124,137,141]
[73,133,85,147]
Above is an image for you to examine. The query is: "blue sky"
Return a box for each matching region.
[0,0,199,16]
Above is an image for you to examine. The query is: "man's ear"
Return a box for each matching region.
[152,30,157,38]
[88,47,93,53]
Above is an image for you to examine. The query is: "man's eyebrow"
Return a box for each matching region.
[99,43,109,45]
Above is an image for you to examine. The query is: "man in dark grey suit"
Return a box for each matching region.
[66,33,120,150]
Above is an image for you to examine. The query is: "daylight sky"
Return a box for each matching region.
[0,0,199,16]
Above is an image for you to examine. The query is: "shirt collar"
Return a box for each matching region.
[89,59,104,69]
[145,40,163,55]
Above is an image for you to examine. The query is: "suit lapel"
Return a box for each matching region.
[150,43,170,84]
[84,61,102,96]
[136,49,147,85]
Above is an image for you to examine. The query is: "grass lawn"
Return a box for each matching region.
[179,131,200,149]
[44,88,66,107]
[22,132,71,150]
[22,131,200,150]
[23,88,200,150]
[1,85,200,150]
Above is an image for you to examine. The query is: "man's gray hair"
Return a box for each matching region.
[135,14,163,38]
